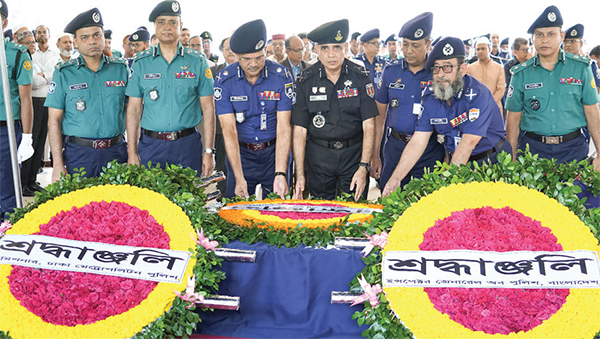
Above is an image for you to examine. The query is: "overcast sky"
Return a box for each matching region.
[9,0,600,55]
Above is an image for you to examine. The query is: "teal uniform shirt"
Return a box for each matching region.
[125,42,214,132]
[0,41,33,121]
[44,55,129,139]
[505,50,599,136]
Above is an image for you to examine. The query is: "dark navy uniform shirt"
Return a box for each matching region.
[355,53,387,85]
[374,58,432,134]
[417,74,506,154]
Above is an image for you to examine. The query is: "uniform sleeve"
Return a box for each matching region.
[504,71,524,112]
[359,77,379,121]
[415,96,435,132]
[592,62,600,89]
[374,65,389,104]
[581,63,600,106]
[44,68,66,110]
[125,59,143,98]
[291,80,310,128]
[462,92,496,137]
[198,57,215,97]
[277,72,294,111]
[214,79,234,116]
[16,51,33,86]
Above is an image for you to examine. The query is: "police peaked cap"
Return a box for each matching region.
[350,32,361,41]
[425,36,465,70]
[565,24,584,39]
[64,8,103,34]
[230,19,266,54]
[200,31,212,41]
[104,29,112,40]
[129,27,150,42]
[149,1,181,22]
[399,12,433,40]
[0,0,8,19]
[307,19,349,45]
[384,34,397,45]
[527,5,562,34]
[500,37,509,45]
[360,28,379,42]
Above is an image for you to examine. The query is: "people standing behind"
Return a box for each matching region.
[382,37,510,197]
[211,37,236,76]
[505,6,600,169]
[356,29,386,85]
[179,27,191,47]
[129,27,150,55]
[490,32,509,64]
[562,24,599,91]
[126,0,215,178]
[189,35,202,52]
[33,25,58,67]
[467,37,505,113]
[122,35,134,58]
[281,35,307,83]
[45,8,130,183]
[150,34,158,46]
[200,31,219,64]
[372,12,445,190]
[348,32,360,59]
[43,33,74,76]
[0,0,34,221]
[298,33,316,63]
[103,29,116,57]
[293,19,377,201]
[267,34,286,63]
[383,34,400,61]
[214,19,293,199]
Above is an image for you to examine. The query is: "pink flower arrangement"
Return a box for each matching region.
[351,274,383,307]
[420,206,568,335]
[260,203,349,220]
[361,231,389,257]
[7,201,171,326]
[0,219,12,236]
[193,228,219,251]
[174,275,204,309]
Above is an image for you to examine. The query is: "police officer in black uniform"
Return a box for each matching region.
[292,19,378,201]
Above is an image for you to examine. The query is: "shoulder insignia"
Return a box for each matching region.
[349,63,370,77]
[565,52,592,66]
[56,59,76,70]
[135,49,152,60]
[216,66,236,83]
[510,61,529,75]
[183,47,201,58]
[297,66,318,83]
[110,57,127,65]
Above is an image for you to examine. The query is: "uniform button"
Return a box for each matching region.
[550,92,553,95]
[551,109,555,112]
[411,95,414,98]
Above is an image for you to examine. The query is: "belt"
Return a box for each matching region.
[68,135,124,149]
[239,138,276,151]
[469,139,505,162]
[524,130,581,145]
[0,120,20,127]
[311,134,363,149]
[389,128,412,143]
[144,127,196,141]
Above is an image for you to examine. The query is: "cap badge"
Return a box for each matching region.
[92,12,100,23]
[442,43,454,56]
[172,1,180,12]
[255,39,264,50]
[571,30,577,37]
[547,12,556,22]
[335,30,343,42]
[132,34,139,40]
[414,28,423,39]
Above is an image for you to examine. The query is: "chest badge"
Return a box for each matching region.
[530,99,540,111]
[75,98,86,112]
[344,80,353,88]
[390,98,399,109]
[149,89,159,101]
[235,111,246,124]
[313,112,325,128]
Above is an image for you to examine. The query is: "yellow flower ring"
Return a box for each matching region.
[0,185,196,339]
[219,199,383,230]
[383,182,600,338]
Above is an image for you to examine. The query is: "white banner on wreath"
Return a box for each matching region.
[0,234,191,284]
[383,250,600,289]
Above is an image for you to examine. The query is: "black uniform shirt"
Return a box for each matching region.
[292,59,378,141]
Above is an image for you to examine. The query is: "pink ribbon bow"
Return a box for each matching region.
[174,275,204,309]
[360,231,389,257]
[192,228,219,251]
[351,274,383,307]
[0,220,12,237]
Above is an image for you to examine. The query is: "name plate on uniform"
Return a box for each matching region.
[310,95,327,101]
[230,96,248,102]
[430,118,448,125]
[0,234,191,284]
[383,250,600,289]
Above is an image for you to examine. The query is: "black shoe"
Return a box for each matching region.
[22,186,35,197]
[28,183,45,192]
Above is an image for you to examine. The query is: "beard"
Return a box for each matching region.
[432,74,464,101]
[36,37,48,44]
[60,48,73,58]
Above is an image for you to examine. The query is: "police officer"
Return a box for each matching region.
[355,28,387,85]
[505,6,600,169]
[129,27,150,55]
[292,19,378,201]
[382,37,511,197]
[383,34,399,61]
[0,0,34,220]
[45,8,129,183]
[214,19,293,199]
[372,12,445,190]
[563,24,600,90]
[200,31,219,63]
[103,29,121,58]
[126,1,216,177]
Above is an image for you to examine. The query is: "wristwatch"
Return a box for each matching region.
[274,172,287,179]
[359,162,371,171]
[204,148,216,155]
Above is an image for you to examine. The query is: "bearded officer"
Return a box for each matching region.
[372,12,445,190]
[214,19,293,199]
[45,8,129,183]
[126,0,215,177]
[382,37,511,197]
[505,6,600,168]
[292,19,377,201]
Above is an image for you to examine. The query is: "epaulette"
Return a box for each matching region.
[11,42,28,53]
[421,84,434,98]
[297,65,318,83]
[134,47,154,60]
[57,58,77,70]
[510,60,531,75]
[183,47,203,59]
[385,59,402,68]
[108,56,128,65]
[566,53,592,66]
[348,62,370,78]
[215,65,237,84]
[268,62,292,79]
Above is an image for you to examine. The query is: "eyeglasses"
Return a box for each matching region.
[518,48,530,53]
[272,42,284,47]
[365,41,381,47]
[431,64,459,74]
[288,48,305,54]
